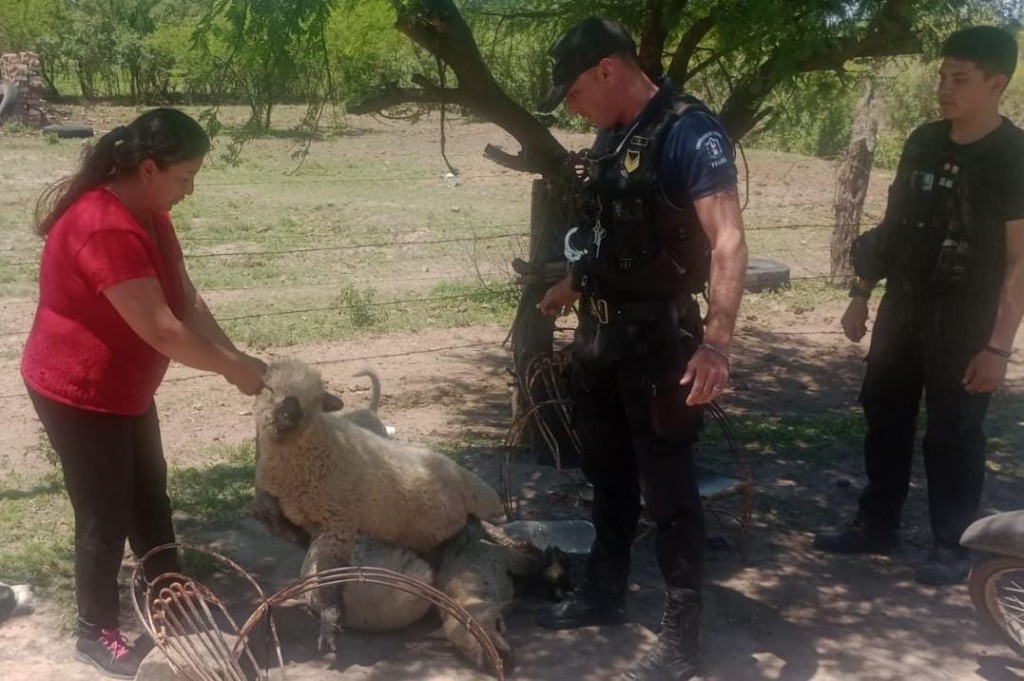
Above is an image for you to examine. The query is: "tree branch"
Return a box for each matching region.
[666,15,715,85]
[389,0,568,177]
[638,0,668,78]
[718,0,920,140]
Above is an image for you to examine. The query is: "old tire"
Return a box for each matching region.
[0,82,19,122]
[41,123,94,139]
[745,258,790,293]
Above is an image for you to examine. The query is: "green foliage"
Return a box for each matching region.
[193,0,339,131]
[337,286,388,329]
[747,73,858,160]
[0,0,59,54]
[752,38,1024,169]
[3,0,1021,155]
[326,1,428,104]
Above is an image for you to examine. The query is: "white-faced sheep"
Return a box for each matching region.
[253,359,504,649]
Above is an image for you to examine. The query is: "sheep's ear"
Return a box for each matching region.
[322,392,345,412]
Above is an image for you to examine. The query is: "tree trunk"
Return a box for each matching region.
[830,81,879,285]
[510,180,578,468]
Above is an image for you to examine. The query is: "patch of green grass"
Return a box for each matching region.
[433,432,503,466]
[219,277,518,348]
[742,279,847,317]
[338,286,389,329]
[0,259,38,286]
[0,440,258,627]
[25,431,60,469]
[0,472,76,625]
[168,442,256,528]
[702,409,864,458]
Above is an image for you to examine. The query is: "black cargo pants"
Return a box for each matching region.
[857,291,997,550]
[571,298,706,593]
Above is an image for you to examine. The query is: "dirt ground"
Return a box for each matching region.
[1,108,1024,680]
[2,319,1022,681]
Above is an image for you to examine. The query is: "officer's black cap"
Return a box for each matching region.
[537,17,638,113]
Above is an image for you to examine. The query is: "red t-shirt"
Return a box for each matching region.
[21,187,186,415]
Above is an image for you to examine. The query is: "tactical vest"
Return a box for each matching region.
[879,120,1015,296]
[568,90,714,300]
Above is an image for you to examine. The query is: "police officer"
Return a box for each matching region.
[815,26,1024,586]
[534,18,748,681]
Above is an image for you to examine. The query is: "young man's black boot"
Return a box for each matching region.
[813,517,901,555]
[915,546,971,586]
[620,587,701,681]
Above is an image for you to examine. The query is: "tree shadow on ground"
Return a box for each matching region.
[399,327,1024,680]
[146,329,1024,679]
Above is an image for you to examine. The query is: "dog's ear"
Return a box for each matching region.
[322,392,345,413]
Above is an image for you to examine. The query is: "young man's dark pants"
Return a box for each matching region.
[572,313,706,594]
[27,388,179,634]
[857,291,995,550]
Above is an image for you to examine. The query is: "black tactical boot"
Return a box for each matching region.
[536,579,627,630]
[538,539,630,630]
[621,587,700,681]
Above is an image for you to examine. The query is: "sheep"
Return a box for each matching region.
[434,517,571,673]
[252,367,387,548]
[301,535,435,632]
[253,359,504,649]
[293,517,570,675]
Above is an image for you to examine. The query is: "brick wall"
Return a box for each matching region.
[1,52,52,127]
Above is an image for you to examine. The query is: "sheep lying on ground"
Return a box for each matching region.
[253,359,504,649]
[434,517,570,672]
[301,534,435,632]
[295,517,569,674]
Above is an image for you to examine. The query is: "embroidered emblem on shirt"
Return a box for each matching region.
[695,130,729,169]
[624,149,641,174]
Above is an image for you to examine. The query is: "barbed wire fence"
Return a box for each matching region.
[0,170,870,403]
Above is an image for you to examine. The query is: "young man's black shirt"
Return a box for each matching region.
[875,117,1024,298]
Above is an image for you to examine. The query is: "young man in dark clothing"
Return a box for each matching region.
[534,17,747,681]
[815,26,1024,586]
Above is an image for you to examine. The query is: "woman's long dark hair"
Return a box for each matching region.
[35,107,210,237]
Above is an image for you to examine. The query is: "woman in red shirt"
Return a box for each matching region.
[21,108,265,679]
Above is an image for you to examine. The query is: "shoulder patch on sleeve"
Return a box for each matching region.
[694,129,730,170]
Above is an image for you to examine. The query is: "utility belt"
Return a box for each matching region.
[581,294,687,326]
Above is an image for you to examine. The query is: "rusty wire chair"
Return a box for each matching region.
[132,543,505,680]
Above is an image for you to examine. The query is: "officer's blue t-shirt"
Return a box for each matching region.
[660,110,738,205]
